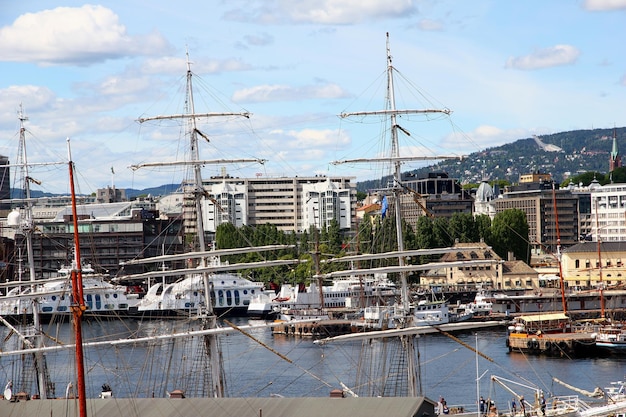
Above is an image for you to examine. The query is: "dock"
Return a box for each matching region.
[507,331,597,356]
[272,318,507,339]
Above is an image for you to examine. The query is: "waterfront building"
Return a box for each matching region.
[7,201,184,279]
[494,176,580,261]
[420,242,502,289]
[589,182,626,242]
[173,175,356,235]
[96,185,127,203]
[420,241,541,291]
[561,241,626,289]
[401,172,474,222]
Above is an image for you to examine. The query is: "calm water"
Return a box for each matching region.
[1,317,624,412]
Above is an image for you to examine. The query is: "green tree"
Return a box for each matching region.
[475,214,492,244]
[415,216,435,249]
[448,212,478,243]
[491,209,529,263]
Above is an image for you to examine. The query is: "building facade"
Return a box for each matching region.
[589,182,626,242]
[177,175,356,235]
[9,202,184,279]
[561,241,626,289]
[495,180,580,258]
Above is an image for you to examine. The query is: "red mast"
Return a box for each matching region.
[67,139,87,417]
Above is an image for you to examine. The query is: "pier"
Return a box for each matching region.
[507,331,597,356]
[273,318,507,339]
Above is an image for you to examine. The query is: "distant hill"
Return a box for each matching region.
[356,126,625,192]
[11,184,181,200]
[125,184,180,199]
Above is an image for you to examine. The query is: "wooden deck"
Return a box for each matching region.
[507,332,597,356]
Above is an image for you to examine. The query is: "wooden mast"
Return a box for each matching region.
[67,138,87,417]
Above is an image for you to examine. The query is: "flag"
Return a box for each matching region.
[111,166,115,174]
[381,196,388,219]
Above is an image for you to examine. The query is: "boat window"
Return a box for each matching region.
[113,294,118,298]
[42,307,53,312]
[51,296,57,301]
[226,290,232,306]
[234,290,240,305]
[218,290,224,305]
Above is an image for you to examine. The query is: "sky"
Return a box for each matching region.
[0,0,625,195]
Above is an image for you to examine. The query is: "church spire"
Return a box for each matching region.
[609,127,621,173]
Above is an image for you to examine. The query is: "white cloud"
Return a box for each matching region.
[233,83,350,103]
[505,45,580,70]
[141,56,252,76]
[0,5,172,66]
[244,33,274,46]
[226,0,418,24]
[418,19,444,31]
[583,0,626,10]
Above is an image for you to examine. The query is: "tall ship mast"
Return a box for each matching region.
[131,51,265,397]
[331,33,458,397]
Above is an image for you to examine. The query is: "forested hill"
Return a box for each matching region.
[357,126,626,192]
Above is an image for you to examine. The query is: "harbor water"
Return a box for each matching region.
[1,317,624,413]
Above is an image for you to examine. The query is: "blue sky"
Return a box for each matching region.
[0,0,625,194]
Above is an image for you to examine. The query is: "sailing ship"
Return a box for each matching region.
[0,47,439,417]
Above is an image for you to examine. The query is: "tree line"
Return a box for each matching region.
[214,209,529,286]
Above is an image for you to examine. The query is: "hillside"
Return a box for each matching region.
[356,126,625,192]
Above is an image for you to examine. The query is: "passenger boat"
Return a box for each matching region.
[0,262,139,322]
[594,324,626,351]
[247,274,397,318]
[0,110,139,323]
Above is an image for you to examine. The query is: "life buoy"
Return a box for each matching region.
[527,340,533,349]
[545,342,552,350]
[533,341,540,350]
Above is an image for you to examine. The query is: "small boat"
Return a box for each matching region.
[594,324,626,351]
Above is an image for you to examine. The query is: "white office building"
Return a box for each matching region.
[590,182,626,242]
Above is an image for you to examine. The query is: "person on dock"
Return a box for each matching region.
[511,398,517,415]
[519,395,526,416]
[540,394,546,416]
[479,396,486,415]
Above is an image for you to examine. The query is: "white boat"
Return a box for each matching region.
[0,262,139,321]
[594,325,626,351]
[112,51,298,319]
[247,274,397,318]
[463,289,494,316]
[136,264,264,317]
[0,110,138,323]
